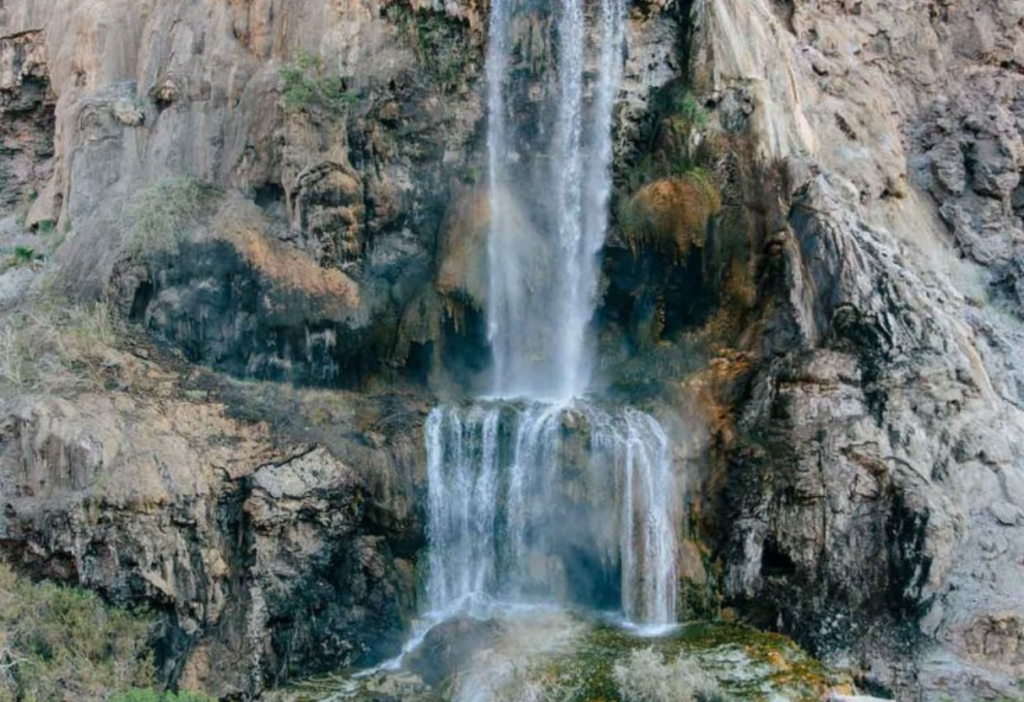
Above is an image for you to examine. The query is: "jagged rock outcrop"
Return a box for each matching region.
[0,28,53,223]
[0,388,427,697]
[671,1,1024,699]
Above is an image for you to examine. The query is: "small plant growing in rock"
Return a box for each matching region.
[279,51,360,113]
[122,177,222,259]
[677,91,710,129]
[12,246,42,265]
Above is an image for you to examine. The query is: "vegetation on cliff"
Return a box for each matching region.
[0,562,154,701]
[279,52,361,114]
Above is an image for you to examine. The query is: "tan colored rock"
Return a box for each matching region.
[436,186,489,306]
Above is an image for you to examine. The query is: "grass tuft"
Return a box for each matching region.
[0,299,119,393]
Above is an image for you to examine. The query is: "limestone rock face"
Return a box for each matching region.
[1,0,487,389]
[0,29,54,222]
[681,0,1024,699]
[3,0,1024,700]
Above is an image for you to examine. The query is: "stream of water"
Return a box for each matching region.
[426,0,678,633]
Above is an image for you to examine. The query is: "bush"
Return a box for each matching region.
[121,177,222,259]
[279,51,360,113]
[12,246,42,266]
[677,91,710,129]
[0,562,155,702]
[613,648,731,702]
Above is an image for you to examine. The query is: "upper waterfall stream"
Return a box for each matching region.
[425,0,679,632]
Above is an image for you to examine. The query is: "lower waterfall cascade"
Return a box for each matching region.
[425,402,678,627]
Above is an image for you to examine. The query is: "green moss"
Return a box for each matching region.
[279,51,361,114]
[513,622,840,702]
[267,619,846,702]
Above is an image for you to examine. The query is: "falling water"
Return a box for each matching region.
[486,0,626,400]
[426,402,677,625]
[425,0,679,630]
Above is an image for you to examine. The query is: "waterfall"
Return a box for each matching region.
[425,0,679,629]
[426,403,678,625]
[486,0,626,400]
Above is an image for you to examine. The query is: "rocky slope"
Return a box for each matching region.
[1,0,1024,700]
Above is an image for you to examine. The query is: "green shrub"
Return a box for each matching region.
[677,91,710,129]
[121,177,222,259]
[12,246,41,265]
[279,51,360,113]
[0,562,155,702]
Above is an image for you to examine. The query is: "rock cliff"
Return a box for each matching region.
[1,0,1023,700]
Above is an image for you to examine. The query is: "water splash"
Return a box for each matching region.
[426,0,679,632]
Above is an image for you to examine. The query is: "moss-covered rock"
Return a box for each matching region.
[621,173,722,263]
[264,616,850,702]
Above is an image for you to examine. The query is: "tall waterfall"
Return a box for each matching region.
[426,0,679,629]
[487,0,625,400]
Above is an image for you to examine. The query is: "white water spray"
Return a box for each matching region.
[486,0,627,400]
